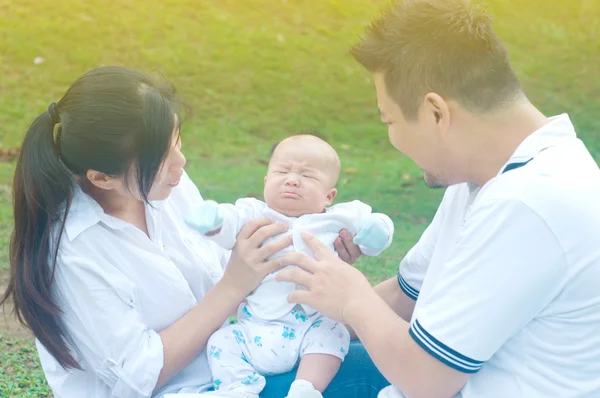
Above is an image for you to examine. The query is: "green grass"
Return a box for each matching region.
[0,336,52,398]
[0,0,599,396]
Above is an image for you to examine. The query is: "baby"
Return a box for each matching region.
[185,135,394,398]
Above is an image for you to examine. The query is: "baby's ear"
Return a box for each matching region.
[325,188,337,205]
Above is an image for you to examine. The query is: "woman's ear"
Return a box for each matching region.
[86,169,119,191]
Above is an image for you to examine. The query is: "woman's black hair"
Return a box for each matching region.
[0,66,184,369]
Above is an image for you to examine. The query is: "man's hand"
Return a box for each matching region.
[277,232,373,323]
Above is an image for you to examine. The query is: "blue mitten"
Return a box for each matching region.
[184,200,224,235]
[353,215,391,251]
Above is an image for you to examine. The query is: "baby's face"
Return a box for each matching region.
[264,140,339,217]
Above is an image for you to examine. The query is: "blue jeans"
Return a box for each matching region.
[260,341,389,398]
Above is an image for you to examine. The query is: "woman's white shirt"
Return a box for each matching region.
[36,171,228,398]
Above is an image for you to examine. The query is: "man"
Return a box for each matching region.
[277,0,600,397]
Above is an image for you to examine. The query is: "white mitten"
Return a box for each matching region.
[353,215,392,251]
[184,200,224,235]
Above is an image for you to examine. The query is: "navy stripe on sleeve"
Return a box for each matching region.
[397,272,419,301]
[501,158,532,174]
[409,319,484,374]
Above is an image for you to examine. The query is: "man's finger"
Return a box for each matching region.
[279,251,318,274]
[257,235,293,261]
[237,217,273,240]
[301,232,336,261]
[262,256,286,275]
[276,267,314,288]
[287,289,313,306]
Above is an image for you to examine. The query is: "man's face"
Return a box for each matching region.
[374,73,454,188]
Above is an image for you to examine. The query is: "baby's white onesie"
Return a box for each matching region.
[198,198,394,395]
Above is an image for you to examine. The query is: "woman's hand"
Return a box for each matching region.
[277,232,373,323]
[157,217,290,390]
[221,217,292,299]
[335,229,362,265]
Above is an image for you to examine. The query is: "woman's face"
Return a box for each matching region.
[99,116,186,202]
[83,114,187,211]
[146,120,186,201]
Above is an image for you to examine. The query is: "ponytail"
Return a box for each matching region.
[0,104,80,369]
[1,66,182,370]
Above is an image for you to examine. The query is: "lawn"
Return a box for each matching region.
[0,0,599,396]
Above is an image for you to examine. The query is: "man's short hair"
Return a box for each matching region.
[351,0,523,120]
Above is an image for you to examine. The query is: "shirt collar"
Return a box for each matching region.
[64,185,165,241]
[498,113,576,175]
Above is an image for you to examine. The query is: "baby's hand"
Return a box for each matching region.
[184,200,224,235]
[353,215,391,251]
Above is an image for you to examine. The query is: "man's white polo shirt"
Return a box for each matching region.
[383,114,600,397]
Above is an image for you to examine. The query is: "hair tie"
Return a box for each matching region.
[47,102,60,124]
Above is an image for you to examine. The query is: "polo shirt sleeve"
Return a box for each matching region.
[410,199,567,373]
[397,188,451,301]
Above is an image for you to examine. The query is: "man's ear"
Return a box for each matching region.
[423,92,451,136]
[325,188,338,205]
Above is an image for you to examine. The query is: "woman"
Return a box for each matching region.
[0,66,388,397]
